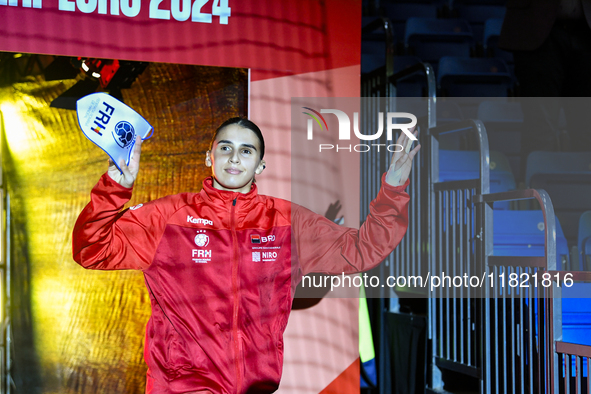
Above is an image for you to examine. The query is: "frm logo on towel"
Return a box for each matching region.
[91,101,135,148]
[91,102,115,136]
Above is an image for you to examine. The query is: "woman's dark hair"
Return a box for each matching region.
[210,117,265,160]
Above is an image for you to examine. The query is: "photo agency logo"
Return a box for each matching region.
[302,107,417,153]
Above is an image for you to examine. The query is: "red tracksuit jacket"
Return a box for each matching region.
[72,173,410,394]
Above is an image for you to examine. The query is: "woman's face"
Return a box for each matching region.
[206,124,265,194]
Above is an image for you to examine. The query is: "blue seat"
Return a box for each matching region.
[562,283,591,376]
[439,150,516,209]
[404,18,473,66]
[450,0,506,4]
[396,100,463,126]
[526,283,591,377]
[493,210,570,270]
[436,101,464,124]
[437,56,512,97]
[477,100,523,123]
[455,4,505,44]
[579,211,591,270]
[483,18,514,64]
[525,152,591,186]
[526,152,591,245]
[392,56,428,97]
[477,101,523,181]
[383,3,438,46]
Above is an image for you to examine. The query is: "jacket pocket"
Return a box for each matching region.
[164,328,194,375]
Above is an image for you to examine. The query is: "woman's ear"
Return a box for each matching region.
[255,160,266,175]
[205,151,212,167]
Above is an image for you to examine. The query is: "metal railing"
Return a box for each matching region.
[428,121,563,393]
[428,119,490,391]
[360,40,435,392]
[361,56,436,297]
[477,189,559,393]
[547,270,591,393]
[360,50,579,392]
[359,100,574,393]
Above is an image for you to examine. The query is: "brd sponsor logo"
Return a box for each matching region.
[251,234,275,243]
[302,107,417,153]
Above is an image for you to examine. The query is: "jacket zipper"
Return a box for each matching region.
[231,197,242,392]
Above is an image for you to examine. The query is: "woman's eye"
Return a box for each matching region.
[242,149,252,155]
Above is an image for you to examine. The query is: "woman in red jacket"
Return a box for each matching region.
[73,117,420,394]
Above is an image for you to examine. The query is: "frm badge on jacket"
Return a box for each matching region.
[76,93,153,173]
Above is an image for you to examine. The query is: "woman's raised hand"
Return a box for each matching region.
[385,128,421,187]
[107,135,142,188]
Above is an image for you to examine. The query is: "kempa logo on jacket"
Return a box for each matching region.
[187,215,213,225]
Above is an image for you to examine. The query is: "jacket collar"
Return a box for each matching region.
[200,176,259,204]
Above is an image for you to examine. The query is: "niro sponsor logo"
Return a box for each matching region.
[252,251,278,262]
[187,216,213,226]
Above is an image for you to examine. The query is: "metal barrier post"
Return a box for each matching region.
[428,119,490,392]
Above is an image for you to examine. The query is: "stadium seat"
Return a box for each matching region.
[493,210,570,270]
[477,101,523,181]
[526,152,591,245]
[579,211,591,270]
[436,101,464,124]
[454,4,505,45]
[562,283,591,377]
[525,152,591,186]
[483,18,514,64]
[528,280,591,376]
[391,56,430,97]
[439,149,516,209]
[383,3,438,47]
[450,0,506,3]
[404,18,473,66]
[437,56,512,97]
[396,99,463,126]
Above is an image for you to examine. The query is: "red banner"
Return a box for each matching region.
[0,0,360,80]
